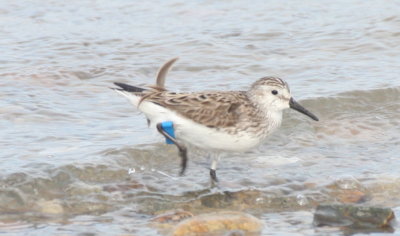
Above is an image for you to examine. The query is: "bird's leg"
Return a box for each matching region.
[156,123,187,176]
[210,156,219,184]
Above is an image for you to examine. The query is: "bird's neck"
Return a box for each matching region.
[260,110,283,137]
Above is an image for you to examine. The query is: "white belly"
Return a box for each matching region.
[174,117,264,152]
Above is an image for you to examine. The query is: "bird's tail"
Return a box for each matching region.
[113,82,146,93]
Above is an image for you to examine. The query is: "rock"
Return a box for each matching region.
[336,189,367,204]
[313,204,395,231]
[200,191,236,208]
[150,210,194,235]
[0,188,27,212]
[102,182,144,192]
[172,211,263,236]
[151,210,193,224]
[66,182,102,195]
[325,178,368,204]
[194,189,312,213]
[65,201,112,215]
[36,199,64,215]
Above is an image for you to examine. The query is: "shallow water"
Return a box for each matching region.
[1,0,400,235]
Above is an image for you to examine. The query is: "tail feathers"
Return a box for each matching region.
[113,82,146,93]
[156,57,179,89]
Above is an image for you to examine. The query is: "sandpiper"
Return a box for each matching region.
[113,59,318,183]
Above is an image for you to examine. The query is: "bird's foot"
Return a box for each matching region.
[210,168,219,188]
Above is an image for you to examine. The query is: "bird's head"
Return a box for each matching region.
[248,76,319,121]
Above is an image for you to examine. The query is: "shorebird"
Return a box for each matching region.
[113,58,319,183]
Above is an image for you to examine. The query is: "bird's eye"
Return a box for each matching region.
[271,90,278,95]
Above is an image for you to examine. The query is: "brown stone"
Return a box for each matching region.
[336,189,366,204]
[172,211,263,236]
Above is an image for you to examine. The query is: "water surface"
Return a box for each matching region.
[1,0,400,235]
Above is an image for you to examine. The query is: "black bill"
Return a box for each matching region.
[289,98,319,121]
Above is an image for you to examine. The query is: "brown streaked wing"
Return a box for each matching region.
[144,91,250,128]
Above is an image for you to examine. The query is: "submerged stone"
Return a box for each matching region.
[0,188,27,212]
[151,209,193,224]
[150,209,194,235]
[102,182,145,192]
[172,211,263,236]
[36,199,64,215]
[313,204,395,232]
[200,191,236,208]
[335,189,367,204]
